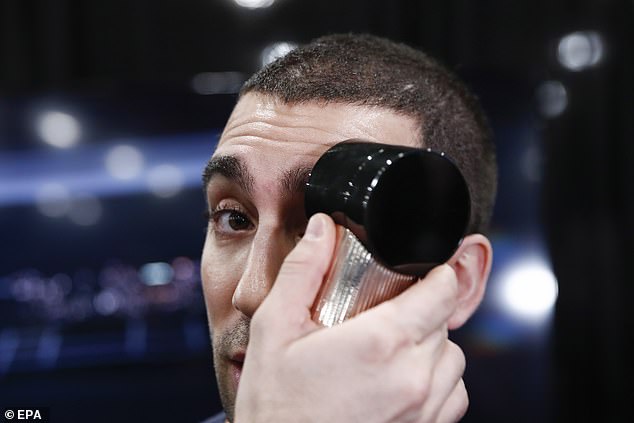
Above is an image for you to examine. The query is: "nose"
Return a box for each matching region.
[232,227,296,318]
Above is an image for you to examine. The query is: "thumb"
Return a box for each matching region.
[256,213,336,343]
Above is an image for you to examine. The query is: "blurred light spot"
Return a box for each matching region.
[496,259,559,324]
[557,31,604,71]
[36,111,80,149]
[105,145,144,180]
[94,290,120,316]
[191,72,245,95]
[536,80,568,118]
[139,262,173,286]
[234,0,274,9]
[261,41,297,67]
[147,164,185,198]
[43,280,65,305]
[172,257,195,280]
[12,276,39,302]
[521,145,542,183]
[35,183,72,217]
[68,194,102,226]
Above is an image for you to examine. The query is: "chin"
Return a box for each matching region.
[214,358,239,423]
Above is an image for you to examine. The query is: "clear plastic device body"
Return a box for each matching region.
[311,226,415,327]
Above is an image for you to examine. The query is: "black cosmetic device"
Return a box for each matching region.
[305,140,471,327]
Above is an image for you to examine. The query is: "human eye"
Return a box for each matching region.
[205,201,254,237]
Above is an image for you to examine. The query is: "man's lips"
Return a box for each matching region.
[229,351,246,365]
[228,352,246,387]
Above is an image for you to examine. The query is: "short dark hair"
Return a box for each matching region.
[241,33,497,234]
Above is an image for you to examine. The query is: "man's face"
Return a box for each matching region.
[201,92,420,418]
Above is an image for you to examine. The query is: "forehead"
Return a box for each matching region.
[213,93,421,167]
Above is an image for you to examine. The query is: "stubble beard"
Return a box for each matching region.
[212,316,250,423]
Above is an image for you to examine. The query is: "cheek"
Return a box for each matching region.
[201,237,246,327]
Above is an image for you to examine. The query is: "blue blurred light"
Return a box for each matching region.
[557,31,604,71]
[36,111,81,149]
[536,80,568,118]
[35,182,72,217]
[93,290,120,316]
[0,132,219,207]
[35,328,62,368]
[104,144,145,180]
[125,319,147,357]
[139,262,173,286]
[234,0,274,9]
[146,164,185,198]
[494,257,558,325]
[0,329,19,375]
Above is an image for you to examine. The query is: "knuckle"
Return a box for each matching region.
[456,380,470,420]
[403,374,430,409]
[414,378,431,405]
[359,325,392,363]
[353,303,418,364]
[353,320,402,365]
[448,341,466,374]
[377,301,416,347]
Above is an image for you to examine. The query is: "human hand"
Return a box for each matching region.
[234,213,468,423]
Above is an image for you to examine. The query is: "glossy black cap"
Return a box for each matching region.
[305,140,471,276]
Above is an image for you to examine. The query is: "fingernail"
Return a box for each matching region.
[304,214,324,240]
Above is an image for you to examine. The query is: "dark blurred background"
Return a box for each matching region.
[0,0,632,422]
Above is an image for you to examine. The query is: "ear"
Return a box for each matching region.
[445,234,493,330]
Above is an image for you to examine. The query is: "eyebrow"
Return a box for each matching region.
[202,154,313,198]
[202,155,254,195]
[280,166,313,199]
